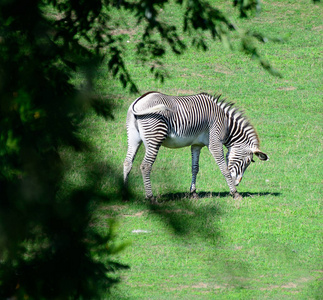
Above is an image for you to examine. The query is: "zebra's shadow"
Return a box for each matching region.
[157,191,281,201]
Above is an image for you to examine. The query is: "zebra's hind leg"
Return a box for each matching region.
[123,139,142,201]
[140,161,154,200]
[140,141,164,202]
[124,142,142,184]
[190,145,202,198]
[123,119,142,186]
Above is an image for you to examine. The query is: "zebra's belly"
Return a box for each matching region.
[162,132,209,149]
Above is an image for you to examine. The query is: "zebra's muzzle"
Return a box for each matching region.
[233,176,242,186]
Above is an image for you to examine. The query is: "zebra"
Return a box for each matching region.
[123,92,268,201]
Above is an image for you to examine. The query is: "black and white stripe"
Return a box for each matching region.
[124,92,268,200]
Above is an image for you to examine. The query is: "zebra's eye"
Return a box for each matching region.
[246,157,252,164]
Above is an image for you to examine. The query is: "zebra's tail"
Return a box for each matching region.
[131,104,173,116]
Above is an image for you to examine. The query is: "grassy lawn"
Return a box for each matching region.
[69,0,322,298]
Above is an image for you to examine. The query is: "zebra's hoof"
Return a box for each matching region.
[190,192,199,199]
[231,192,243,200]
[146,196,158,205]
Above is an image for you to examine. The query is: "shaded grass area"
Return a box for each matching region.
[67,0,323,298]
[93,194,321,299]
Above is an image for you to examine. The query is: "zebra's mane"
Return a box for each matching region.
[207,93,260,148]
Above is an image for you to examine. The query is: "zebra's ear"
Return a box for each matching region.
[254,150,269,161]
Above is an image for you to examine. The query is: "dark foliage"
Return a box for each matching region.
[1,0,312,298]
[0,0,127,298]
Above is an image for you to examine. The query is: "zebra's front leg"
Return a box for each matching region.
[190,145,202,198]
[208,141,243,200]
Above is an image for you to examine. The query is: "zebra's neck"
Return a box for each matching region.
[213,95,259,149]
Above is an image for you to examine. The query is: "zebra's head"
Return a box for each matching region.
[226,147,269,186]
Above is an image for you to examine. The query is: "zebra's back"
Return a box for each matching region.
[133,92,222,140]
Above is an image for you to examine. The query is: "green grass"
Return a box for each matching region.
[70,0,322,298]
